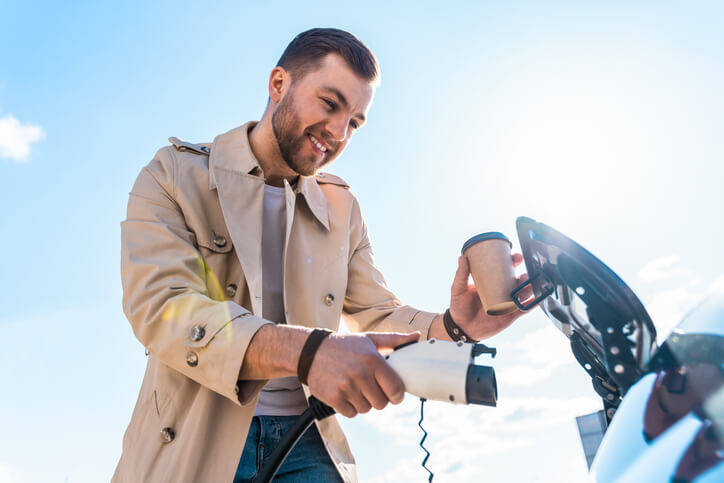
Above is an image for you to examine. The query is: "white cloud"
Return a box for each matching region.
[711,274,724,294]
[376,433,537,483]
[643,275,724,338]
[643,286,703,338]
[498,326,576,386]
[637,255,692,283]
[0,461,24,483]
[358,394,599,482]
[0,114,45,162]
[637,256,724,337]
[499,365,557,385]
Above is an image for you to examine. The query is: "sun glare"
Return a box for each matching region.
[495,94,634,215]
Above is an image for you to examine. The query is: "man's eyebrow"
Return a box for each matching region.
[322,86,366,123]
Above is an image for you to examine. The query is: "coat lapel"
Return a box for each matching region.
[209,123,265,315]
[298,176,330,231]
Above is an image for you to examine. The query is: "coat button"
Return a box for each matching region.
[324,293,334,306]
[213,234,227,248]
[186,351,199,367]
[190,325,205,341]
[226,283,237,298]
[160,427,175,443]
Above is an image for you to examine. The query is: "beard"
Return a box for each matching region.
[272,89,335,176]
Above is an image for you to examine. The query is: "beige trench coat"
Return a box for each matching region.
[113,122,438,483]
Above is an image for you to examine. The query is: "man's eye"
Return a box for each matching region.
[322,98,336,110]
[349,120,359,129]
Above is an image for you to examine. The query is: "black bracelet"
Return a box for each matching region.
[297,328,333,385]
[443,309,479,343]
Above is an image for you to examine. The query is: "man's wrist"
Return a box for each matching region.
[427,313,449,340]
[443,309,479,343]
[239,324,313,380]
[297,328,333,385]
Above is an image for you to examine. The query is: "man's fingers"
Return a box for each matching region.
[334,400,358,419]
[359,375,389,410]
[512,252,524,267]
[366,331,421,351]
[515,273,534,301]
[347,388,373,415]
[452,255,471,292]
[374,362,406,404]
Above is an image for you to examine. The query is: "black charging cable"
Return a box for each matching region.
[251,396,336,483]
[418,398,434,481]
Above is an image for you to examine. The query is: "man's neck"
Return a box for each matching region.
[248,117,300,188]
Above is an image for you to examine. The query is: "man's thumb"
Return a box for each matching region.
[367,331,422,350]
[452,255,471,292]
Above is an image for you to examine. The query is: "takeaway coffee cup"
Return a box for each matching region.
[461,232,518,316]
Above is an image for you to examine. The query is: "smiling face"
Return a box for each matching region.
[271,54,375,176]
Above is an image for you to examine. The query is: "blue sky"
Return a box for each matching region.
[1,1,723,482]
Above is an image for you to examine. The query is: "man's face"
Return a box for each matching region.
[271,54,375,176]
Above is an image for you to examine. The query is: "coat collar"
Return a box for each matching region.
[208,122,330,231]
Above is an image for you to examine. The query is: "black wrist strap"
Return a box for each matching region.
[443,309,479,343]
[297,328,333,385]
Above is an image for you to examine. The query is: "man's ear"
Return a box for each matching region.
[268,66,288,104]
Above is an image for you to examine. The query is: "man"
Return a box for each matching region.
[114,28,529,482]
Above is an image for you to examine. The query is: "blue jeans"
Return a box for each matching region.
[234,416,343,482]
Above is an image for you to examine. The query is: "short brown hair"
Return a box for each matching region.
[277,28,380,86]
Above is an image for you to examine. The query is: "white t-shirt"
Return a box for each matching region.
[254,183,308,416]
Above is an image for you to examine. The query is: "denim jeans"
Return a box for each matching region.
[234,415,343,482]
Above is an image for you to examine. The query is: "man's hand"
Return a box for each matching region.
[448,253,532,340]
[306,331,421,418]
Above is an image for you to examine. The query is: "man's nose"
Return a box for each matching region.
[326,116,349,142]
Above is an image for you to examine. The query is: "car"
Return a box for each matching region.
[513,217,723,482]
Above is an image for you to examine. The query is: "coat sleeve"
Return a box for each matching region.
[121,148,271,405]
[341,196,439,337]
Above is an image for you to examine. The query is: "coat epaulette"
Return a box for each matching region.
[315,172,350,189]
[168,136,211,155]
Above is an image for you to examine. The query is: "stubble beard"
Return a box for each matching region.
[272,90,332,177]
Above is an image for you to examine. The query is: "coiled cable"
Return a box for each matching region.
[418,398,433,481]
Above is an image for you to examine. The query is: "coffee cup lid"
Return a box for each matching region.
[461,232,512,254]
